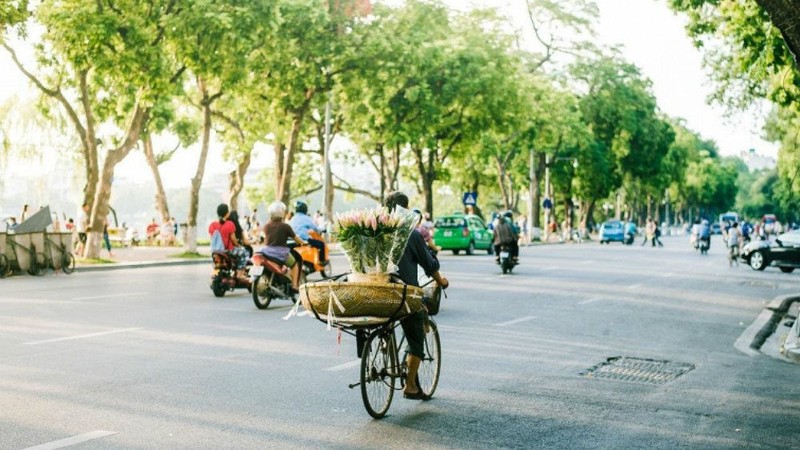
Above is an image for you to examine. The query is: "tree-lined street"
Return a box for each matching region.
[2,238,798,448]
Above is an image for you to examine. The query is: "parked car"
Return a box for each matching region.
[711,223,722,235]
[598,220,625,244]
[433,214,493,255]
[741,229,800,272]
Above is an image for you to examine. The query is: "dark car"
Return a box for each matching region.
[599,220,625,244]
[741,229,800,272]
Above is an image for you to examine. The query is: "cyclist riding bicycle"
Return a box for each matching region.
[382,191,449,400]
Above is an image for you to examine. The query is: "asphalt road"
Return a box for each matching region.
[1,235,799,449]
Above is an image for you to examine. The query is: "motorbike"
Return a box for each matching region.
[210,251,252,297]
[624,232,635,245]
[697,236,710,255]
[498,244,517,274]
[292,230,332,278]
[249,249,306,310]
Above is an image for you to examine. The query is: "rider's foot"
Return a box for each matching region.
[403,389,428,400]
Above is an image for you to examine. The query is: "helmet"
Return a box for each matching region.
[268,201,287,219]
[295,201,308,214]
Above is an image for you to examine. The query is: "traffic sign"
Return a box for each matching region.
[543,198,553,210]
[462,192,478,205]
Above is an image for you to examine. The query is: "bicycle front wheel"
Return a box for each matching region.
[360,329,397,419]
[417,318,441,398]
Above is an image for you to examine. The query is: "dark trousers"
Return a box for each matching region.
[307,238,326,261]
[495,242,519,258]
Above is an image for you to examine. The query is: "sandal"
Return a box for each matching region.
[403,390,428,400]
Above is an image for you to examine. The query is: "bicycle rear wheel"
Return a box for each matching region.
[417,318,441,398]
[0,254,8,278]
[360,329,397,419]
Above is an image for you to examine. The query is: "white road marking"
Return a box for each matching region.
[627,283,643,290]
[70,292,148,301]
[541,266,560,271]
[578,297,602,305]
[23,430,117,450]
[579,260,593,265]
[495,316,537,327]
[24,328,141,345]
[324,360,361,371]
[662,272,674,278]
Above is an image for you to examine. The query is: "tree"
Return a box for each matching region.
[3,0,185,258]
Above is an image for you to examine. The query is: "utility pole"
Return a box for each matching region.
[527,148,535,243]
[323,94,333,223]
[543,153,551,242]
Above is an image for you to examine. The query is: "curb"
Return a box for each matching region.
[742,293,800,356]
[76,259,210,273]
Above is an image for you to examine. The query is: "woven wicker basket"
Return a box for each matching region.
[300,279,424,319]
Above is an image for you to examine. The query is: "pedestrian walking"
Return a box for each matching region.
[641,219,654,246]
[653,222,664,247]
[102,217,113,258]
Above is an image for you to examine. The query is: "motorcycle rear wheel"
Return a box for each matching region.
[252,274,272,309]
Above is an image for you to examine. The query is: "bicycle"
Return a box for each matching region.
[43,233,76,274]
[302,277,443,419]
[349,314,441,418]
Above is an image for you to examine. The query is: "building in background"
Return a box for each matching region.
[740,148,776,172]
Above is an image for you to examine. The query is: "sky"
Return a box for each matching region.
[0,0,779,193]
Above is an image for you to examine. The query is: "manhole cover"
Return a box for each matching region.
[741,280,778,289]
[581,357,694,385]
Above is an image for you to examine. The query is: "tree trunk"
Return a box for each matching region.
[756,0,800,68]
[412,145,437,217]
[142,134,170,222]
[186,79,212,253]
[84,107,148,258]
[228,150,252,211]
[495,155,512,210]
[277,102,311,204]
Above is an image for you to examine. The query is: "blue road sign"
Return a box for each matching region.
[543,198,553,210]
[462,192,478,205]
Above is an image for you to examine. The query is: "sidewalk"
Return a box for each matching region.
[75,243,346,272]
[75,245,212,272]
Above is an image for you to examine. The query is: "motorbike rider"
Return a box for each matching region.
[413,208,440,255]
[289,201,327,265]
[228,210,252,266]
[698,219,711,249]
[382,191,449,400]
[209,204,249,285]
[259,201,308,293]
[624,219,637,244]
[493,211,519,263]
